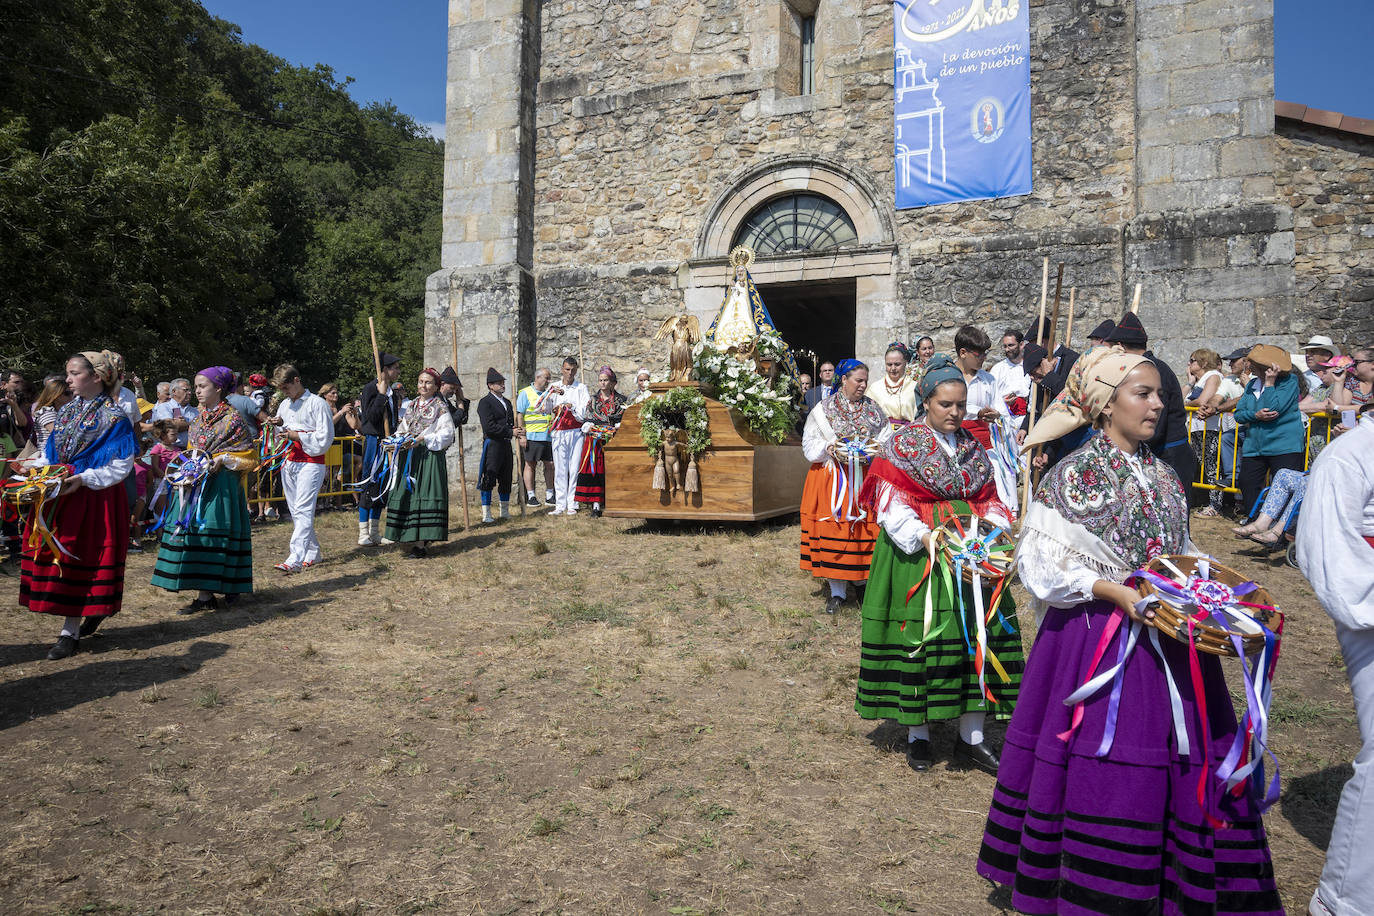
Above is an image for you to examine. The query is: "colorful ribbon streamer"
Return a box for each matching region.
[2,465,75,566]
[825,437,876,523]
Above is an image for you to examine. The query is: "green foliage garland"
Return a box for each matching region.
[639,387,711,458]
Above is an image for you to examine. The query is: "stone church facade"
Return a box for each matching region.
[426,0,1373,405]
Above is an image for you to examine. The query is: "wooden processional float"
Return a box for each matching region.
[602,382,808,521]
[602,246,809,521]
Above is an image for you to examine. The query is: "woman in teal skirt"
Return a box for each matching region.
[856,355,1024,774]
[151,366,259,614]
[384,368,455,558]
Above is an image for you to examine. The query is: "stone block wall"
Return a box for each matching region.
[1275,122,1374,349]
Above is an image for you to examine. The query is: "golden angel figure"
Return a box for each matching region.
[653,314,701,382]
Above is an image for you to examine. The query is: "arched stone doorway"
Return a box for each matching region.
[685,155,898,371]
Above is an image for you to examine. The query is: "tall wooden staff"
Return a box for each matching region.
[367,316,390,437]
[1064,288,1076,351]
[1031,266,1066,491]
[450,319,471,530]
[510,336,526,517]
[1130,283,1143,315]
[1020,259,1051,522]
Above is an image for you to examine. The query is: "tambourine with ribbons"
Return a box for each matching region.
[904,509,1018,705]
[586,424,616,442]
[825,436,878,523]
[2,464,75,565]
[1060,555,1283,828]
[149,450,213,535]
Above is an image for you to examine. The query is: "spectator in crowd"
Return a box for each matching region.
[1298,334,1338,390]
[1234,344,1307,522]
[1300,355,1355,463]
[1,368,32,455]
[26,376,71,455]
[319,383,358,509]
[1186,348,1226,516]
[912,336,936,371]
[804,361,837,410]
[154,381,171,405]
[1234,468,1307,545]
[226,372,269,440]
[151,377,198,447]
[1346,346,1374,409]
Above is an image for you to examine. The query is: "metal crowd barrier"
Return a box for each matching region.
[245,434,363,507]
[1184,405,1334,494]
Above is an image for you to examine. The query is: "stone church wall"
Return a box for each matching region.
[1275,122,1374,348]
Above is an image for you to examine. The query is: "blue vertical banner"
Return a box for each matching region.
[893,1,1031,209]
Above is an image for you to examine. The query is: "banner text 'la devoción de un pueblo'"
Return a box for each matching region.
[892,0,1031,209]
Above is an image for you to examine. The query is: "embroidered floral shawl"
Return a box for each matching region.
[1035,432,1188,571]
[821,392,886,441]
[585,390,629,425]
[399,395,447,438]
[859,422,1006,524]
[46,394,137,471]
[187,400,252,455]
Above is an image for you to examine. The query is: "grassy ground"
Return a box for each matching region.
[0,503,1358,915]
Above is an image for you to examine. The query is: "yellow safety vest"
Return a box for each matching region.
[518,385,552,435]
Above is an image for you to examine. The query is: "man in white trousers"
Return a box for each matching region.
[270,364,335,572]
[537,357,589,516]
[1298,407,1374,916]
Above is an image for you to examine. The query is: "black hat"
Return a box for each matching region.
[1025,317,1049,344]
[1223,347,1250,361]
[1105,313,1148,346]
[440,367,462,387]
[1022,342,1049,371]
[379,352,401,368]
[486,367,504,385]
[1086,319,1116,342]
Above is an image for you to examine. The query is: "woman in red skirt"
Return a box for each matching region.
[574,366,628,518]
[800,359,892,614]
[18,350,138,659]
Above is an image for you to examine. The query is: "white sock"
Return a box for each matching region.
[61,616,82,639]
[907,724,930,743]
[828,579,848,599]
[958,712,985,746]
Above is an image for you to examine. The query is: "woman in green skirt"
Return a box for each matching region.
[856,355,1024,774]
[384,368,454,558]
[151,366,259,614]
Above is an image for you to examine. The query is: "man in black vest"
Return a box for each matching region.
[477,367,514,523]
[358,352,402,545]
[1105,313,1198,493]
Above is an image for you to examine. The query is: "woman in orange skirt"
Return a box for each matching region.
[800,359,892,614]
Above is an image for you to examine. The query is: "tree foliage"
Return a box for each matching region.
[0,0,440,392]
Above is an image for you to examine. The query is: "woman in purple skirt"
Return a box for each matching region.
[976,346,1283,915]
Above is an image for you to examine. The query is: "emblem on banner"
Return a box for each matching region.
[971,97,1005,143]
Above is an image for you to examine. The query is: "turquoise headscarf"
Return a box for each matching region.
[916,354,965,402]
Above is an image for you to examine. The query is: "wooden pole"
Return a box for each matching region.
[1044,263,1065,355]
[450,319,471,530]
[578,331,586,387]
[510,336,525,517]
[1036,257,1049,339]
[1064,287,1076,351]
[368,316,390,437]
[1130,283,1143,315]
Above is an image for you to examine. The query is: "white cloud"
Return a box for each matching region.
[419,120,446,143]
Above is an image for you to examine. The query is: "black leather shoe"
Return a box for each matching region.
[46,635,78,660]
[77,615,108,638]
[178,596,219,616]
[405,545,428,559]
[905,738,933,772]
[824,595,844,615]
[953,740,1001,775]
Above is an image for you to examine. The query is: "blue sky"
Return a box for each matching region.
[202,0,1371,135]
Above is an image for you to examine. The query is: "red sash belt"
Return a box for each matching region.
[288,441,325,464]
[960,419,992,449]
[1008,396,1027,417]
[1365,535,1374,549]
[551,407,582,432]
